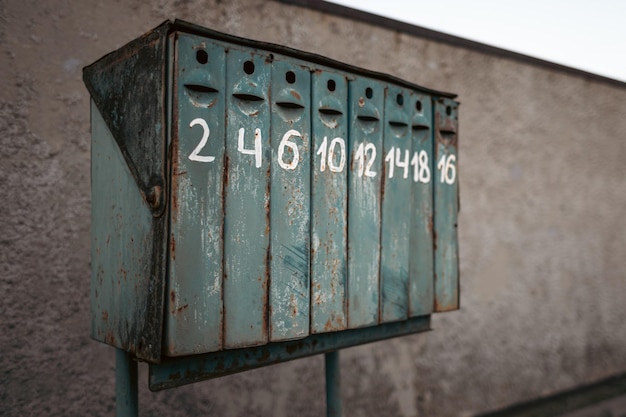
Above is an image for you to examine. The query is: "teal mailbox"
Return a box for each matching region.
[85,20,460,395]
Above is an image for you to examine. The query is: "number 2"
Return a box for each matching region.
[188,118,215,163]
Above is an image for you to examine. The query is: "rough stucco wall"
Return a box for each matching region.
[1,0,626,416]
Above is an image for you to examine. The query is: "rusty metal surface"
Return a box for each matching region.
[269,58,312,342]
[347,76,384,329]
[433,97,460,312]
[164,33,226,355]
[87,20,459,366]
[90,100,166,363]
[380,84,412,323]
[149,315,431,391]
[408,93,434,317]
[223,47,272,349]
[310,69,348,334]
[85,23,170,362]
[83,22,169,217]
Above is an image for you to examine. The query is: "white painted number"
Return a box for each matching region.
[411,150,431,183]
[188,118,215,163]
[316,136,346,173]
[278,129,302,170]
[238,127,263,168]
[355,142,377,178]
[188,120,446,185]
[385,147,410,179]
[437,154,456,184]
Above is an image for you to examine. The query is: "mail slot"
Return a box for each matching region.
[85,20,460,377]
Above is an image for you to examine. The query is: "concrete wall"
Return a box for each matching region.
[2,0,626,415]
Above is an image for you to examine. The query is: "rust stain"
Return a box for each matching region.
[290,90,301,100]
[101,310,109,322]
[358,97,365,107]
[175,304,189,313]
[290,294,297,318]
[223,154,230,188]
[170,290,176,304]
[257,348,270,362]
[105,331,116,346]
[380,158,386,199]
[170,236,176,260]
[314,293,323,305]
[262,285,269,340]
[285,341,304,354]
[264,171,271,236]
[324,318,333,331]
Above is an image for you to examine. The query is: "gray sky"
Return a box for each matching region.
[328,0,626,83]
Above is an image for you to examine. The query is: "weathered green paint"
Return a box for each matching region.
[347,77,384,329]
[85,24,170,362]
[83,22,169,217]
[269,58,311,341]
[164,34,225,355]
[311,69,348,334]
[149,315,431,391]
[433,97,460,312]
[408,93,434,317]
[90,100,158,358]
[380,85,412,323]
[325,351,342,417]
[223,47,272,348]
[116,348,138,417]
[87,21,459,371]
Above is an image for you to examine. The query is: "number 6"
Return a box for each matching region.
[278,129,301,170]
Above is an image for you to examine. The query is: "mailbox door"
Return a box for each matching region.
[347,77,384,329]
[223,48,272,348]
[433,97,460,311]
[166,34,226,355]
[311,69,348,333]
[408,92,434,317]
[269,58,312,342]
[380,85,412,323]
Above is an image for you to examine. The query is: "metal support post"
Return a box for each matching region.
[325,350,342,417]
[116,348,138,417]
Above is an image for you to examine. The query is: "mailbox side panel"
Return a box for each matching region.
[91,100,156,355]
[165,34,226,355]
[408,93,435,317]
[310,69,348,333]
[347,77,384,329]
[433,97,460,312]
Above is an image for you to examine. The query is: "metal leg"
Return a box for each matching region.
[116,348,138,417]
[325,350,342,417]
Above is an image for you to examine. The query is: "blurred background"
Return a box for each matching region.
[1,0,625,416]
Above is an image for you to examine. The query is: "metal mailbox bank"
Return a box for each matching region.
[85,19,460,416]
